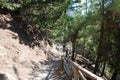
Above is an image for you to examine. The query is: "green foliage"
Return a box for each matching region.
[113,0,120,13]
[0,0,21,10]
[0,0,70,29]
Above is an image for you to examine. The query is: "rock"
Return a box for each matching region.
[0,73,15,80]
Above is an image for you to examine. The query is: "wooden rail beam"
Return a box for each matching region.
[72,61,103,80]
[65,58,104,80]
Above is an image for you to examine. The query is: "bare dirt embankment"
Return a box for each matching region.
[0,29,60,80]
[0,14,60,80]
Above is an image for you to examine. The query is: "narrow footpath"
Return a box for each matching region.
[28,58,65,80]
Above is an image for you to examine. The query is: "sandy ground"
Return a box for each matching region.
[0,28,60,80]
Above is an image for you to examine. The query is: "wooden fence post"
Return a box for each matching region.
[73,67,79,80]
[61,56,64,70]
[79,71,87,80]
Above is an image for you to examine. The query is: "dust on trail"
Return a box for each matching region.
[28,58,62,80]
[0,28,61,80]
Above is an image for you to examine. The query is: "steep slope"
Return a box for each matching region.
[0,28,60,80]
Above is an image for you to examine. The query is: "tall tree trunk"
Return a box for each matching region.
[94,56,100,74]
[101,61,106,76]
[94,23,104,74]
[111,28,120,80]
[111,69,118,80]
[71,26,80,61]
[71,41,76,61]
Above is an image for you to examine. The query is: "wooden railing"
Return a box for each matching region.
[61,56,104,80]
